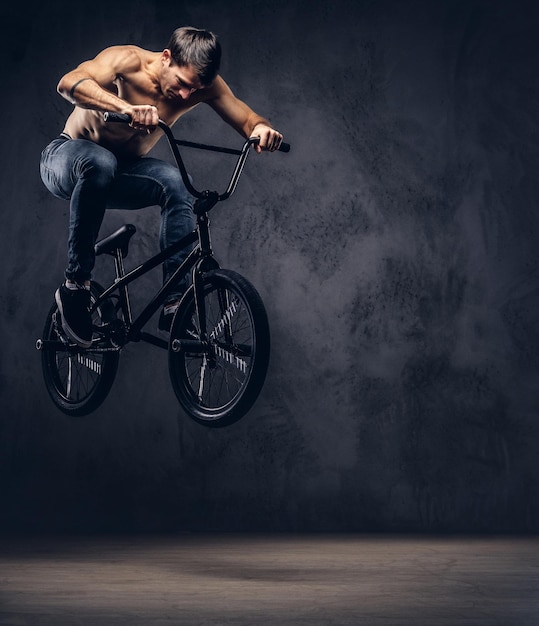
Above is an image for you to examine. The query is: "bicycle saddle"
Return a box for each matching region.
[95,224,136,258]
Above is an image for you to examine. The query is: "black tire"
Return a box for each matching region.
[40,281,120,416]
[168,269,270,427]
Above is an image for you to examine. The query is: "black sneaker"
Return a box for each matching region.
[55,283,93,348]
[158,300,180,332]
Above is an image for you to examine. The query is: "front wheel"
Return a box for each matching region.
[168,269,270,427]
[40,281,120,416]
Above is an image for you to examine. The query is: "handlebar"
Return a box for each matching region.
[103,112,290,202]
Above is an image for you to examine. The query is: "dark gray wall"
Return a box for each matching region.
[2,0,539,532]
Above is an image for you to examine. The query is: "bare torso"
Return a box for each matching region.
[62,47,210,158]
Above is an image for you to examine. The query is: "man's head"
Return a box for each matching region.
[166,26,221,87]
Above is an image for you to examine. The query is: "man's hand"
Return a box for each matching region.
[251,123,283,153]
[126,104,159,133]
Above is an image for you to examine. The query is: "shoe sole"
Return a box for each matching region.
[55,289,93,349]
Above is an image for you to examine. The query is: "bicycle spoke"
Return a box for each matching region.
[197,355,208,402]
[77,353,103,375]
[210,292,236,341]
[214,344,248,373]
[56,351,96,401]
[66,355,73,399]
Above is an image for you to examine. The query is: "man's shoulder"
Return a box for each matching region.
[196,75,228,103]
[94,44,150,72]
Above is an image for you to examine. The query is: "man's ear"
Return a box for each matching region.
[161,49,172,65]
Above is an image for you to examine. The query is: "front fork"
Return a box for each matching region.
[172,199,225,360]
[192,203,218,341]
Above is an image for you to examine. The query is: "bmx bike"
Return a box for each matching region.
[36,113,290,427]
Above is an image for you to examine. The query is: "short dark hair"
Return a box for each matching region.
[167,27,221,86]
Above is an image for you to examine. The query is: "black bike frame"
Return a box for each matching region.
[93,230,200,348]
[92,206,224,351]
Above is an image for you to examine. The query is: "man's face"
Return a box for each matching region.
[161,50,203,100]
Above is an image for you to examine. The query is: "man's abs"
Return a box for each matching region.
[63,108,161,158]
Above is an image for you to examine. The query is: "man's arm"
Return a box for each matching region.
[56,46,158,129]
[205,76,283,152]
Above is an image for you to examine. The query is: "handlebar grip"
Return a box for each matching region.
[103,112,131,123]
[250,136,291,153]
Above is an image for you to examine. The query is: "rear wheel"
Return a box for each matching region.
[168,269,270,427]
[40,281,120,416]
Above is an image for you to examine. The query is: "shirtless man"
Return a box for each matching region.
[40,26,283,347]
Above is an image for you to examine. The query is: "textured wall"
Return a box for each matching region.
[1,0,539,532]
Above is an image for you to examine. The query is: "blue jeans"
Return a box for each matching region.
[40,135,195,301]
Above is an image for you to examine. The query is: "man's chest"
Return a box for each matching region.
[114,74,197,123]
[114,73,160,104]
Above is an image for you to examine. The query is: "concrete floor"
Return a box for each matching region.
[0,534,538,625]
